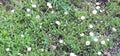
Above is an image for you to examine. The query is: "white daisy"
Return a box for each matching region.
[17,53,21,55]
[41,48,44,52]
[11,9,15,13]
[32,4,36,8]
[55,21,61,26]
[89,32,94,36]
[107,39,110,41]
[89,24,94,28]
[80,16,85,20]
[21,34,24,37]
[96,2,101,5]
[86,41,90,46]
[27,47,32,52]
[97,51,102,55]
[64,11,68,15]
[93,38,98,42]
[59,39,64,43]
[51,10,54,13]
[92,10,97,14]
[70,52,77,56]
[47,2,52,8]
[100,9,105,12]
[101,40,106,45]
[112,27,117,32]
[36,15,40,19]
[96,6,100,10]
[26,8,30,12]
[6,48,10,52]
[80,33,84,36]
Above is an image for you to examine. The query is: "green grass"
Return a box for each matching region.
[0,0,120,56]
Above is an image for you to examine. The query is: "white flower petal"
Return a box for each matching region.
[80,16,85,20]
[101,40,106,45]
[70,53,77,56]
[86,41,90,45]
[59,39,63,43]
[97,51,102,55]
[26,8,30,12]
[6,48,10,52]
[92,10,97,14]
[89,32,94,36]
[27,47,32,52]
[32,4,36,8]
[55,21,61,26]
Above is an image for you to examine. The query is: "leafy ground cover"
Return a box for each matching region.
[0,0,120,56]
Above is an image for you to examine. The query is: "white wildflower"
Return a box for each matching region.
[96,2,101,5]
[97,51,102,55]
[27,47,32,52]
[101,40,106,45]
[32,4,36,8]
[47,2,52,8]
[41,49,44,52]
[89,32,94,36]
[59,39,63,43]
[96,6,100,10]
[107,39,110,41]
[11,9,15,13]
[17,53,22,55]
[80,16,85,20]
[64,11,68,15]
[51,10,54,13]
[36,15,40,19]
[86,41,90,46]
[21,34,24,37]
[80,33,84,36]
[55,21,61,26]
[6,48,10,52]
[94,38,98,42]
[89,24,94,28]
[70,52,77,56]
[112,27,117,32]
[92,10,97,14]
[100,9,105,12]
[26,8,30,12]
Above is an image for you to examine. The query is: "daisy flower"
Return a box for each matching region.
[101,40,106,45]
[6,48,10,52]
[92,10,97,14]
[32,4,36,8]
[36,15,40,19]
[97,51,102,55]
[70,52,77,56]
[96,6,100,10]
[27,47,32,52]
[21,34,24,37]
[80,16,85,20]
[93,38,98,42]
[96,2,101,5]
[89,24,94,28]
[55,21,61,26]
[11,9,15,13]
[64,11,68,15]
[89,32,94,36]
[86,41,90,46]
[80,33,84,36]
[26,8,30,12]
[47,2,52,8]
[59,39,64,43]
[112,27,117,32]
